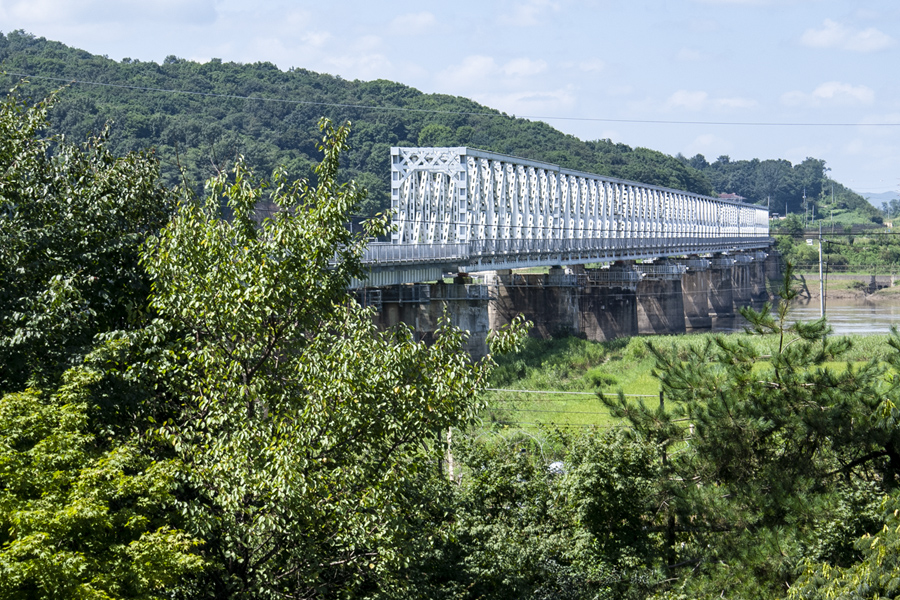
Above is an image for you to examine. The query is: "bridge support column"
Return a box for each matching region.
[635,261,686,336]
[370,284,430,339]
[749,251,770,305]
[487,268,581,339]
[579,264,639,341]
[709,256,735,322]
[732,255,753,313]
[680,258,712,330]
[425,282,491,357]
[765,248,783,282]
[370,283,491,358]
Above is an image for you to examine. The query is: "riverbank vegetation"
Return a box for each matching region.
[5,87,900,599]
[485,325,900,430]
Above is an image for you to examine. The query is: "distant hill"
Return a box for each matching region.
[864,191,900,209]
[0,30,873,221]
[676,154,879,221]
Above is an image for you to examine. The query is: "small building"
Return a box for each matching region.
[718,192,746,202]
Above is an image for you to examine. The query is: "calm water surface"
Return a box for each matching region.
[788,300,900,335]
[708,300,900,336]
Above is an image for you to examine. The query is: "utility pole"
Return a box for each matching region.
[819,224,825,318]
[831,182,835,234]
[803,187,808,228]
[661,390,675,567]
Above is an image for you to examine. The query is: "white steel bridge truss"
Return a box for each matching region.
[359,147,770,286]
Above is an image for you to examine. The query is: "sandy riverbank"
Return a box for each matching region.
[782,274,900,302]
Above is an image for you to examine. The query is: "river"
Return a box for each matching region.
[707,299,900,335]
[788,299,900,335]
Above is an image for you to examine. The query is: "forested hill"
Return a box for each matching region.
[678,153,879,222]
[0,30,873,220]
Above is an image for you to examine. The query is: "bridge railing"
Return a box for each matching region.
[362,242,468,264]
[362,235,772,267]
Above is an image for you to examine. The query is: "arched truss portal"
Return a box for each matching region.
[379,147,771,271]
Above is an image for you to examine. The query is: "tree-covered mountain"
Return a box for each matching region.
[677,152,880,223]
[0,30,874,222]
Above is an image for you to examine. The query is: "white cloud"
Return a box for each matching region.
[324,52,393,79]
[682,134,732,159]
[3,0,217,24]
[476,87,576,117]
[667,90,709,111]
[578,58,605,73]
[438,55,499,88]
[801,19,895,52]
[438,55,549,89]
[781,81,875,107]
[389,11,436,35]
[499,0,560,27]
[503,58,547,77]
[300,31,331,48]
[665,90,758,111]
[354,35,383,52]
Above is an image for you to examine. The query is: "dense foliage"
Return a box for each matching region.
[678,153,880,223]
[771,216,900,271]
[0,88,202,599]
[602,264,900,599]
[3,29,709,215]
[0,90,172,393]
[4,74,900,598]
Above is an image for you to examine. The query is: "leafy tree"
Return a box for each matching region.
[142,119,528,599]
[0,88,172,394]
[0,88,203,600]
[395,429,662,600]
[0,344,205,600]
[604,264,900,598]
[789,492,900,599]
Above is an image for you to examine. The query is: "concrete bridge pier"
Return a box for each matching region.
[765,248,783,282]
[732,255,753,313]
[635,261,686,335]
[709,256,735,323]
[749,251,770,305]
[486,267,580,339]
[680,257,712,330]
[426,280,491,357]
[579,265,640,341]
[369,282,491,358]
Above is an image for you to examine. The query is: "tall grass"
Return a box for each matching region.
[484,329,900,430]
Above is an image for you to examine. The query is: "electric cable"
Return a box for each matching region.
[6,71,900,128]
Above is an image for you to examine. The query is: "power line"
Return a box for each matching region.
[487,387,657,397]
[7,71,900,128]
[491,407,614,416]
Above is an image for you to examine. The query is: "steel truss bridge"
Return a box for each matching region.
[357,147,771,287]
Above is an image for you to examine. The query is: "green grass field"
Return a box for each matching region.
[483,330,900,430]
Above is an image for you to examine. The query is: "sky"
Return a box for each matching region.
[2,0,899,197]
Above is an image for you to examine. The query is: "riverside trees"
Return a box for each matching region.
[604,264,900,599]
[0,89,202,599]
[0,89,527,599]
[141,119,527,598]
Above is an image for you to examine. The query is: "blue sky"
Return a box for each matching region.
[2,0,899,196]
